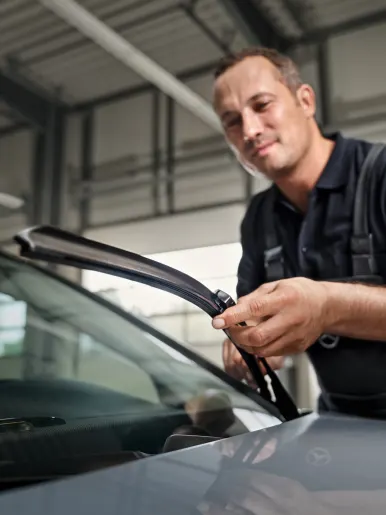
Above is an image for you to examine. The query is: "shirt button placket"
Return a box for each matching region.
[298,223,308,273]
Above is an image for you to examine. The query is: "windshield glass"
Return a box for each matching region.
[0,251,280,472]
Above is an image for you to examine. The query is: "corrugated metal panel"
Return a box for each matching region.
[5,0,383,108]
[253,0,386,37]
[304,0,386,29]
[0,0,248,104]
[29,3,225,101]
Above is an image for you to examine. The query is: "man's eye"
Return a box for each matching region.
[254,101,270,111]
[224,117,240,128]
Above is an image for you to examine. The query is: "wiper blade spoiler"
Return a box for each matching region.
[14,225,299,421]
[15,225,221,317]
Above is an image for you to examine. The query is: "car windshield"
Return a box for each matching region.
[0,252,280,434]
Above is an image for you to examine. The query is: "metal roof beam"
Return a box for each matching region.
[281,0,310,33]
[38,0,222,133]
[0,122,29,138]
[71,60,220,112]
[180,2,231,54]
[218,0,291,51]
[0,70,50,128]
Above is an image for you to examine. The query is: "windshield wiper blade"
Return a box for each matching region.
[14,225,299,421]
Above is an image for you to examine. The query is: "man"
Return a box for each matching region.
[210,47,386,417]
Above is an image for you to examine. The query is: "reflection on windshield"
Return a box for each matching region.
[0,292,26,358]
[0,252,280,434]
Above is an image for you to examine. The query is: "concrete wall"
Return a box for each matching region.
[86,203,246,255]
[328,23,386,124]
[293,23,386,141]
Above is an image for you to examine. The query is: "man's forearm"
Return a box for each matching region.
[323,282,386,341]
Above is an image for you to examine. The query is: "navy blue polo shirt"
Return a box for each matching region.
[236,132,386,296]
[236,132,386,408]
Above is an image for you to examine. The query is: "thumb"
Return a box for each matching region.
[212,302,253,329]
[212,289,283,329]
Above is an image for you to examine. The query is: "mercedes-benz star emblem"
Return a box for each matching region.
[306,447,332,466]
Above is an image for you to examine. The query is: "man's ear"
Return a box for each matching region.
[296,84,316,118]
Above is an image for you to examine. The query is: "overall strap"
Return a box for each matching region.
[263,142,386,282]
[351,143,385,277]
[263,187,285,281]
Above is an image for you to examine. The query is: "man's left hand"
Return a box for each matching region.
[212,277,330,357]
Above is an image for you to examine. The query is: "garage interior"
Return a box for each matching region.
[1,0,386,411]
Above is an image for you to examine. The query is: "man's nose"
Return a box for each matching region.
[242,112,263,141]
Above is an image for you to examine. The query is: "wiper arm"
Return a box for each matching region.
[14,225,299,421]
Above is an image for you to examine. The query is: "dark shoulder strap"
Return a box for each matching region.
[353,143,385,236]
[351,143,385,277]
[263,186,279,249]
[263,187,285,281]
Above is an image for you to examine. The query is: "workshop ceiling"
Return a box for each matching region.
[1,0,386,129]
[306,0,386,30]
[0,0,249,106]
[250,0,386,40]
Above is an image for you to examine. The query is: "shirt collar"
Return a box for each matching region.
[272,131,348,212]
[314,131,348,190]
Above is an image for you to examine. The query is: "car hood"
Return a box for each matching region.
[1,412,386,514]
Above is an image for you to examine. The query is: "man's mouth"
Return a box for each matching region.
[252,141,276,158]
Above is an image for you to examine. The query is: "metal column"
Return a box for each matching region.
[317,41,332,128]
[26,104,69,379]
[79,110,94,234]
[49,105,67,228]
[30,130,46,225]
[151,90,161,215]
[30,106,67,227]
[166,97,175,214]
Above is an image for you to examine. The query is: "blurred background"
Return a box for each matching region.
[1,0,386,409]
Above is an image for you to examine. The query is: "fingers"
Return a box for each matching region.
[222,334,286,391]
[267,355,285,370]
[222,338,246,381]
[212,288,286,329]
[222,337,230,368]
[255,334,294,358]
[227,313,292,355]
[222,337,259,387]
[238,326,298,358]
[252,356,284,376]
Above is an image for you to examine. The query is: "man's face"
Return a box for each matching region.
[213,56,315,180]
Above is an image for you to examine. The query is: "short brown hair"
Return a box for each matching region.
[214,47,302,94]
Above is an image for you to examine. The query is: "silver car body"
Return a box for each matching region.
[1,411,386,514]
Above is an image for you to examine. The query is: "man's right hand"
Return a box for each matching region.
[222,337,285,387]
